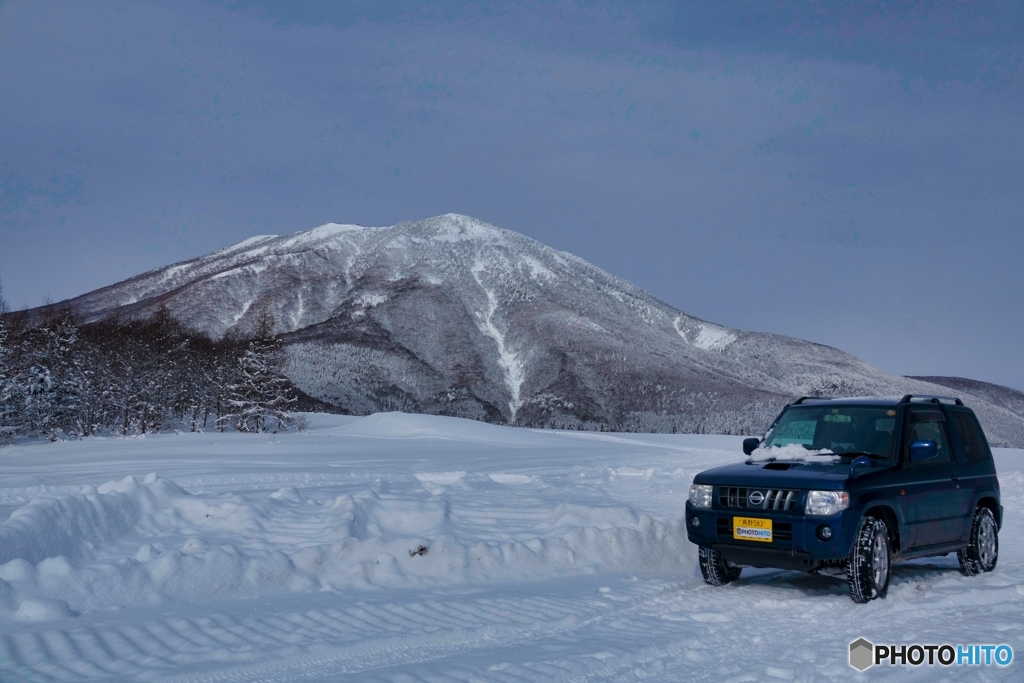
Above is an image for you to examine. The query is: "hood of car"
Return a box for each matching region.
[693,460,857,488]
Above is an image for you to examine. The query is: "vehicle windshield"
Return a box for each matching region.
[762,405,896,458]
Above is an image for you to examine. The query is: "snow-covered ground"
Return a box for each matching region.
[0,413,1020,682]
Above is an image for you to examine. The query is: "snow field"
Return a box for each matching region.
[0,412,1020,681]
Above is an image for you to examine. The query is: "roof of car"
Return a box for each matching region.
[789,397,903,407]
[789,394,965,407]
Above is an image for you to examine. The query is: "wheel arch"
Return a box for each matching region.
[864,504,902,553]
[975,496,1001,529]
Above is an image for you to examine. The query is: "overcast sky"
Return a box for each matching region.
[2,0,1022,391]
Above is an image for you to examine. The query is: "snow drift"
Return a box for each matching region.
[0,472,694,618]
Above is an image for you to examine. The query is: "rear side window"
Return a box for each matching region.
[951,410,993,461]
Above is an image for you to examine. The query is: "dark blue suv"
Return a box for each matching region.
[686,395,1002,602]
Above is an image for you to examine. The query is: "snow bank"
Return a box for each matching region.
[0,471,695,618]
[0,474,176,566]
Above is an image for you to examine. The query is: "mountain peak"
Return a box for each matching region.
[403,213,510,244]
[221,214,507,254]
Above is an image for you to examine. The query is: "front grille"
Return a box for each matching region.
[718,487,801,513]
[717,517,793,542]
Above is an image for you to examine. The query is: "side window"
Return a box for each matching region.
[951,410,993,461]
[904,411,951,463]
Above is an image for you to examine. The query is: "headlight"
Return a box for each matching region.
[805,490,849,516]
[689,484,713,509]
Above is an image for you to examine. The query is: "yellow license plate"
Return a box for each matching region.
[733,516,773,543]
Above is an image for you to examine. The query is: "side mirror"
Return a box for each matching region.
[743,438,760,456]
[909,440,938,462]
[849,455,872,479]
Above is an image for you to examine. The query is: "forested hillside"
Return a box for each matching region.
[0,303,296,443]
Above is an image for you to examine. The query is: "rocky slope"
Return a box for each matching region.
[39,214,1024,445]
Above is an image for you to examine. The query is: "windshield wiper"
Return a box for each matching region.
[837,451,891,461]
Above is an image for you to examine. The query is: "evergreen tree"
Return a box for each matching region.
[16,311,87,440]
[218,310,295,432]
[21,364,55,436]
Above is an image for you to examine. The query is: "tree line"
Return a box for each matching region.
[0,282,296,444]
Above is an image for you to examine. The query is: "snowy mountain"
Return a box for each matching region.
[910,376,1024,419]
[40,214,1024,445]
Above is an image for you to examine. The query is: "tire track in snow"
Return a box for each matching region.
[134,557,1020,683]
[294,563,1024,683]
[149,582,695,683]
[0,584,694,682]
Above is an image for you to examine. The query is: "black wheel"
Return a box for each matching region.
[699,546,741,586]
[958,507,998,576]
[847,515,891,603]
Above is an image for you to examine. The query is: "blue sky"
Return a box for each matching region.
[1,0,1022,390]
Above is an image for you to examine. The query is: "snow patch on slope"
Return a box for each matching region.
[472,261,525,421]
[159,262,196,282]
[694,324,737,351]
[279,223,374,249]
[520,255,555,282]
[210,235,280,257]
[675,315,738,351]
[430,214,508,244]
[354,293,387,308]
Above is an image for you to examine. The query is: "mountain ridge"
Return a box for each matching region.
[24,214,1024,446]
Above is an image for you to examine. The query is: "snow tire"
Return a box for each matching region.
[958,507,998,576]
[698,546,741,586]
[847,515,890,603]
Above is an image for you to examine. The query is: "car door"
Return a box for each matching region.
[897,409,964,548]
[948,408,995,542]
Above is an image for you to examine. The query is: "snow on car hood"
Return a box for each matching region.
[747,444,841,463]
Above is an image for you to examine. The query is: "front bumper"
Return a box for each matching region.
[685,501,856,568]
